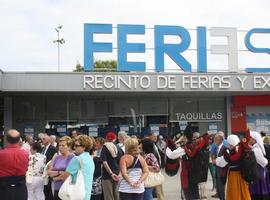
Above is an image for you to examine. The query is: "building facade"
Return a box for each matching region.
[0,71,269,137]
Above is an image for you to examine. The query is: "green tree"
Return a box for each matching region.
[94,60,117,72]
[73,60,117,72]
[73,62,84,72]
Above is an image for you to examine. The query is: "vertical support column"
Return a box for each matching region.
[3,96,12,147]
[166,97,170,137]
[226,96,232,135]
[4,96,12,132]
[66,100,69,136]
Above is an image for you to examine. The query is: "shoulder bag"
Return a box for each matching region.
[144,154,165,188]
[58,157,85,200]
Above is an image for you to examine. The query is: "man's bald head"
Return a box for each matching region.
[6,129,21,144]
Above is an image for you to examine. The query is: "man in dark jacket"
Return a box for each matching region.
[41,134,57,200]
[212,132,227,200]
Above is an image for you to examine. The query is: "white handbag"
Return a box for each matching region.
[144,171,165,188]
[42,160,51,186]
[26,156,35,184]
[26,168,33,184]
[58,158,85,200]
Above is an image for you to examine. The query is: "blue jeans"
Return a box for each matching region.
[143,188,153,200]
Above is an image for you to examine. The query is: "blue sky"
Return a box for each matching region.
[0,0,269,72]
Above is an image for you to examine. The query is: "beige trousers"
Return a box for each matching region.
[155,184,165,200]
[102,179,119,200]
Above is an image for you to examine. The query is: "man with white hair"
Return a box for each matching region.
[50,135,57,147]
[212,132,227,200]
[117,131,128,154]
[148,131,164,200]
[156,135,166,168]
[41,134,57,200]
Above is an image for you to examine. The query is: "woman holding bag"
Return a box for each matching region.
[61,135,95,200]
[48,136,74,200]
[141,139,162,200]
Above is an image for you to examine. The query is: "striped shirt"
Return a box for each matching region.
[119,156,144,193]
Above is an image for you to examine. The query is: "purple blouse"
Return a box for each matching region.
[52,154,74,191]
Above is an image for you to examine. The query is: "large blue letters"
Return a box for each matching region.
[197,26,207,72]
[84,24,112,71]
[84,23,269,73]
[245,28,270,72]
[118,24,146,71]
[155,25,191,72]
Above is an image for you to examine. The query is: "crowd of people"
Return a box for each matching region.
[1,128,270,200]
[0,129,166,200]
[166,129,270,200]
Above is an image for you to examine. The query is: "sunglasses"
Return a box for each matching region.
[74,144,83,148]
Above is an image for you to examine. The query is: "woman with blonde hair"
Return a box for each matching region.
[48,136,74,200]
[119,137,149,200]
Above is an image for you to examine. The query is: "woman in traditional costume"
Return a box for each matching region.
[216,134,251,200]
[249,131,270,200]
[166,132,209,200]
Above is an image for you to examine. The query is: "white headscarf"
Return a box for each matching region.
[227,134,240,147]
[250,131,266,155]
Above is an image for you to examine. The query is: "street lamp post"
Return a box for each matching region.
[54,25,65,72]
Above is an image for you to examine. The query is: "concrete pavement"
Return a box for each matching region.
[161,169,217,200]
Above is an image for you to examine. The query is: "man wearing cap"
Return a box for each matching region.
[100,131,120,200]
[0,129,29,200]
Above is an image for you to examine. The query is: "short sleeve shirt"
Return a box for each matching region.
[66,152,95,200]
[0,144,29,177]
[52,154,74,191]
[100,145,120,180]
[28,153,46,176]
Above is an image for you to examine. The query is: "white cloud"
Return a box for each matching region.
[0,0,269,72]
